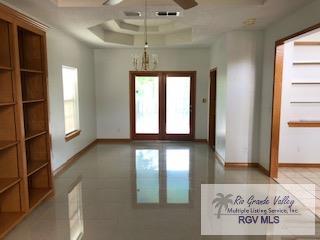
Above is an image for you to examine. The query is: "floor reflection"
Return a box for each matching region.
[166,149,190,204]
[135,149,160,204]
[134,147,192,207]
[68,177,84,240]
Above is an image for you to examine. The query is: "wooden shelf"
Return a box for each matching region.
[0,66,12,71]
[25,130,46,141]
[294,41,320,46]
[0,15,21,239]
[23,99,45,104]
[288,121,320,128]
[293,61,320,65]
[0,102,15,107]
[27,161,48,176]
[0,141,18,151]
[20,68,43,74]
[292,82,320,85]
[28,188,52,209]
[0,178,20,194]
[0,213,24,238]
[0,6,52,239]
[290,101,320,104]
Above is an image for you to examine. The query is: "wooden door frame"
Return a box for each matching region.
[269,22,320,178]
[163,71,196,141]
[130,71,162,140]
[129,71,196,141]
[208,68,217,149]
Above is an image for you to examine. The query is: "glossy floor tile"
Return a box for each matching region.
[5,143,320,240]
[276,167,320,217]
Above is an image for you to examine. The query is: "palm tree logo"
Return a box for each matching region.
[212,193,233,219]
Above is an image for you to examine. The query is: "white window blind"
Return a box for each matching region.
[62,66,79,135]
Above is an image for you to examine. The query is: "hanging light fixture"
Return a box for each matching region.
[133,0,158,71]
[102,0,123,6]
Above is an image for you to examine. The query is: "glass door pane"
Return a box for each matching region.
[166,76,191,134]
[166,149,190,204]
[135,149,160,203]
[68,179,84,240]
[135,76,159,134]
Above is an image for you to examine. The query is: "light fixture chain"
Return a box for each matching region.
[132,0,158,71]
[144,0,147,46]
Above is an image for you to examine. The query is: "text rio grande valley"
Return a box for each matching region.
[229,195,298,224]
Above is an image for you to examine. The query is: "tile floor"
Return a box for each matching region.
[276,167,320,217]
[4,142,320,240]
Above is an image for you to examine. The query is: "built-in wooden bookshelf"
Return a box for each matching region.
[0,3,53,238]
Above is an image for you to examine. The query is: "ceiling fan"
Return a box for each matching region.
[103,0,198,10]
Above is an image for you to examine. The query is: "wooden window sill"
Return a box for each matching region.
[65,130,81,142]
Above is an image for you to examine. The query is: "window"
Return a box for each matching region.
[62,66,80,137]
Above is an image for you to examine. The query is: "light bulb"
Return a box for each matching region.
[102,0,123,6]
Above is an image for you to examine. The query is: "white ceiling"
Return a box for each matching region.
[123,19,173,27]
[1,0,314,48]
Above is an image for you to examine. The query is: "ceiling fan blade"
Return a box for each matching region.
[173,0,198,9]
[102,0,123,6]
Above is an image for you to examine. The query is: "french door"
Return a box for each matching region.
[130,71,196,140]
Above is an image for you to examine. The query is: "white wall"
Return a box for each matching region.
[225,31,264,163]
[209,35,227,160]
[279,35,320,164]
[47,28,96,171]
[210,31,263,164]
[94,48,210,139]
[259,0,320,169]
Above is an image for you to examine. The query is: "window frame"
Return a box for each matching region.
[62,65,81,141]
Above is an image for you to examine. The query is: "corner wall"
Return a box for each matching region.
[47,28,96,171]
[209,35,227,160]
[225,31,264,163]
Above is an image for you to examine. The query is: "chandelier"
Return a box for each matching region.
[132,0,159,71]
